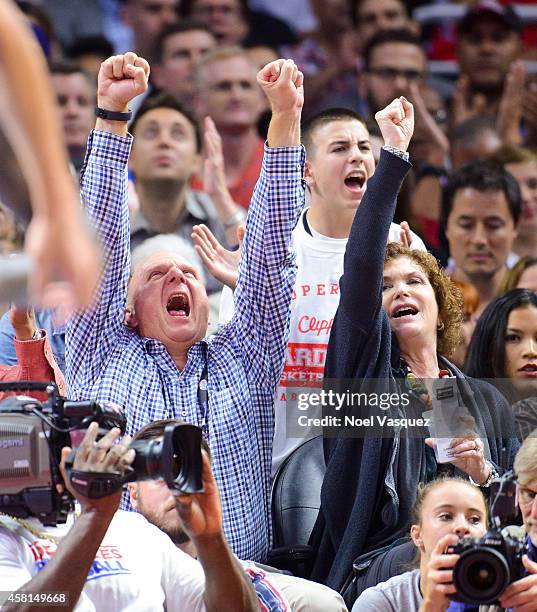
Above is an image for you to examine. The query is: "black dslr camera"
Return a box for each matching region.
[448,471,527,605]
[0,381,203,526]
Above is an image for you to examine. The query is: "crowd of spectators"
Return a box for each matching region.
[2,0,537,610]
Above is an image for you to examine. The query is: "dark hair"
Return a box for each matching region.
[16,1,56,43]
[48,61,96,93]
[464,288,537,379]
[302,107,367,156]
[180,0,250,20]
[350,0,408,27]
[450,115,497,147]
[133,418,211,457]
[67,35,114,61]
[49,60,93,80]
[153,18,214,63]
[490,144,537,167]
[363,28,423,71]
[441,159,522,228]
[129,92,202,152]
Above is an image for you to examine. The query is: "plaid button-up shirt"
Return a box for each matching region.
[66,130,305,562]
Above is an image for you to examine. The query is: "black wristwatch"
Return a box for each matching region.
[95,107,132,121]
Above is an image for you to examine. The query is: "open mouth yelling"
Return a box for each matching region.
[344,172,366,193]
[166,293,190,317]
[392,305,419,319]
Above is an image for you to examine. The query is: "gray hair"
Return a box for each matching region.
[130,234,205,285]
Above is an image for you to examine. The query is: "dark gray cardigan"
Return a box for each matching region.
[308,150,520,591]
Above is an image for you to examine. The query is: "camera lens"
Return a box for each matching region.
[467,560,499,590]
[127,424,203,494]
[453,547,510,604]
[129,437,164,479]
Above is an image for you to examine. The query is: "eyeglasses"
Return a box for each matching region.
[518,484,537,507]
[367,67,425,83]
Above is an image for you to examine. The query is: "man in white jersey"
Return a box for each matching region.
[194,107,426,474]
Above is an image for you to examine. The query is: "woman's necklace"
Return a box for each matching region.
[405,364,450,408]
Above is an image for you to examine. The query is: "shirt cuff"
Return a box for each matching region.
[88,129,133,169]
[14,335,47,365]
[261,142,305,180]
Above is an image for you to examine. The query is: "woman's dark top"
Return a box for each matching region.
[308,149,520,591]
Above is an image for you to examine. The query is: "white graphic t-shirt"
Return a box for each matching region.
[0,510,206,611]
[220,209,426,474]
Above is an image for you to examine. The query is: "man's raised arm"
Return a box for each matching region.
[66,54,149,395]
[232,59,305,388]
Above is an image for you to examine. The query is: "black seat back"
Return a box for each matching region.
[271,435,325,549]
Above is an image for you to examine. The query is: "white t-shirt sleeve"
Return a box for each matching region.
[0,529,33,592]
[156,529,206,612]
[218,285,236,325]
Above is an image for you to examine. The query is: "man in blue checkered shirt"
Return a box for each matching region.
[66,52,305,562]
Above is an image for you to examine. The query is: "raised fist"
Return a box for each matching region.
[375,96,414,152]
[257,58,304,114]
[97,52,150,112]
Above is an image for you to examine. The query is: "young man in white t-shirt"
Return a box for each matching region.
[0,422,258,611]
[196,107,426,474]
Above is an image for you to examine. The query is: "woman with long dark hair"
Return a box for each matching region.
[465,288,537,440]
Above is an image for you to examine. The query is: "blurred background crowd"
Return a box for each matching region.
[2,2,537,609]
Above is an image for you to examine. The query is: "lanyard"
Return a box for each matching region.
[198,363,209,440]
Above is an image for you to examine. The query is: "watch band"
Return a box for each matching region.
[469,460,498,488]
[382,144,410,162]
[95,107,132,121]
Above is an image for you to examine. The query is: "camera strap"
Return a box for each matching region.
[68,469,126,499]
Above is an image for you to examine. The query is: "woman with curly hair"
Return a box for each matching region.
[309,98,519,604]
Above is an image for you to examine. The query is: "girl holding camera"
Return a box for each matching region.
[352,478,488,611]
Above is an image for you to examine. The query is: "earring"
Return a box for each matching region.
[437,320,444,331]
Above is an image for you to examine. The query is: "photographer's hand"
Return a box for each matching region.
[420,534,459,612]
[175,451,221,540]
[60,422,134,517]
[499,555,537,611]
[175,452,258,611]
